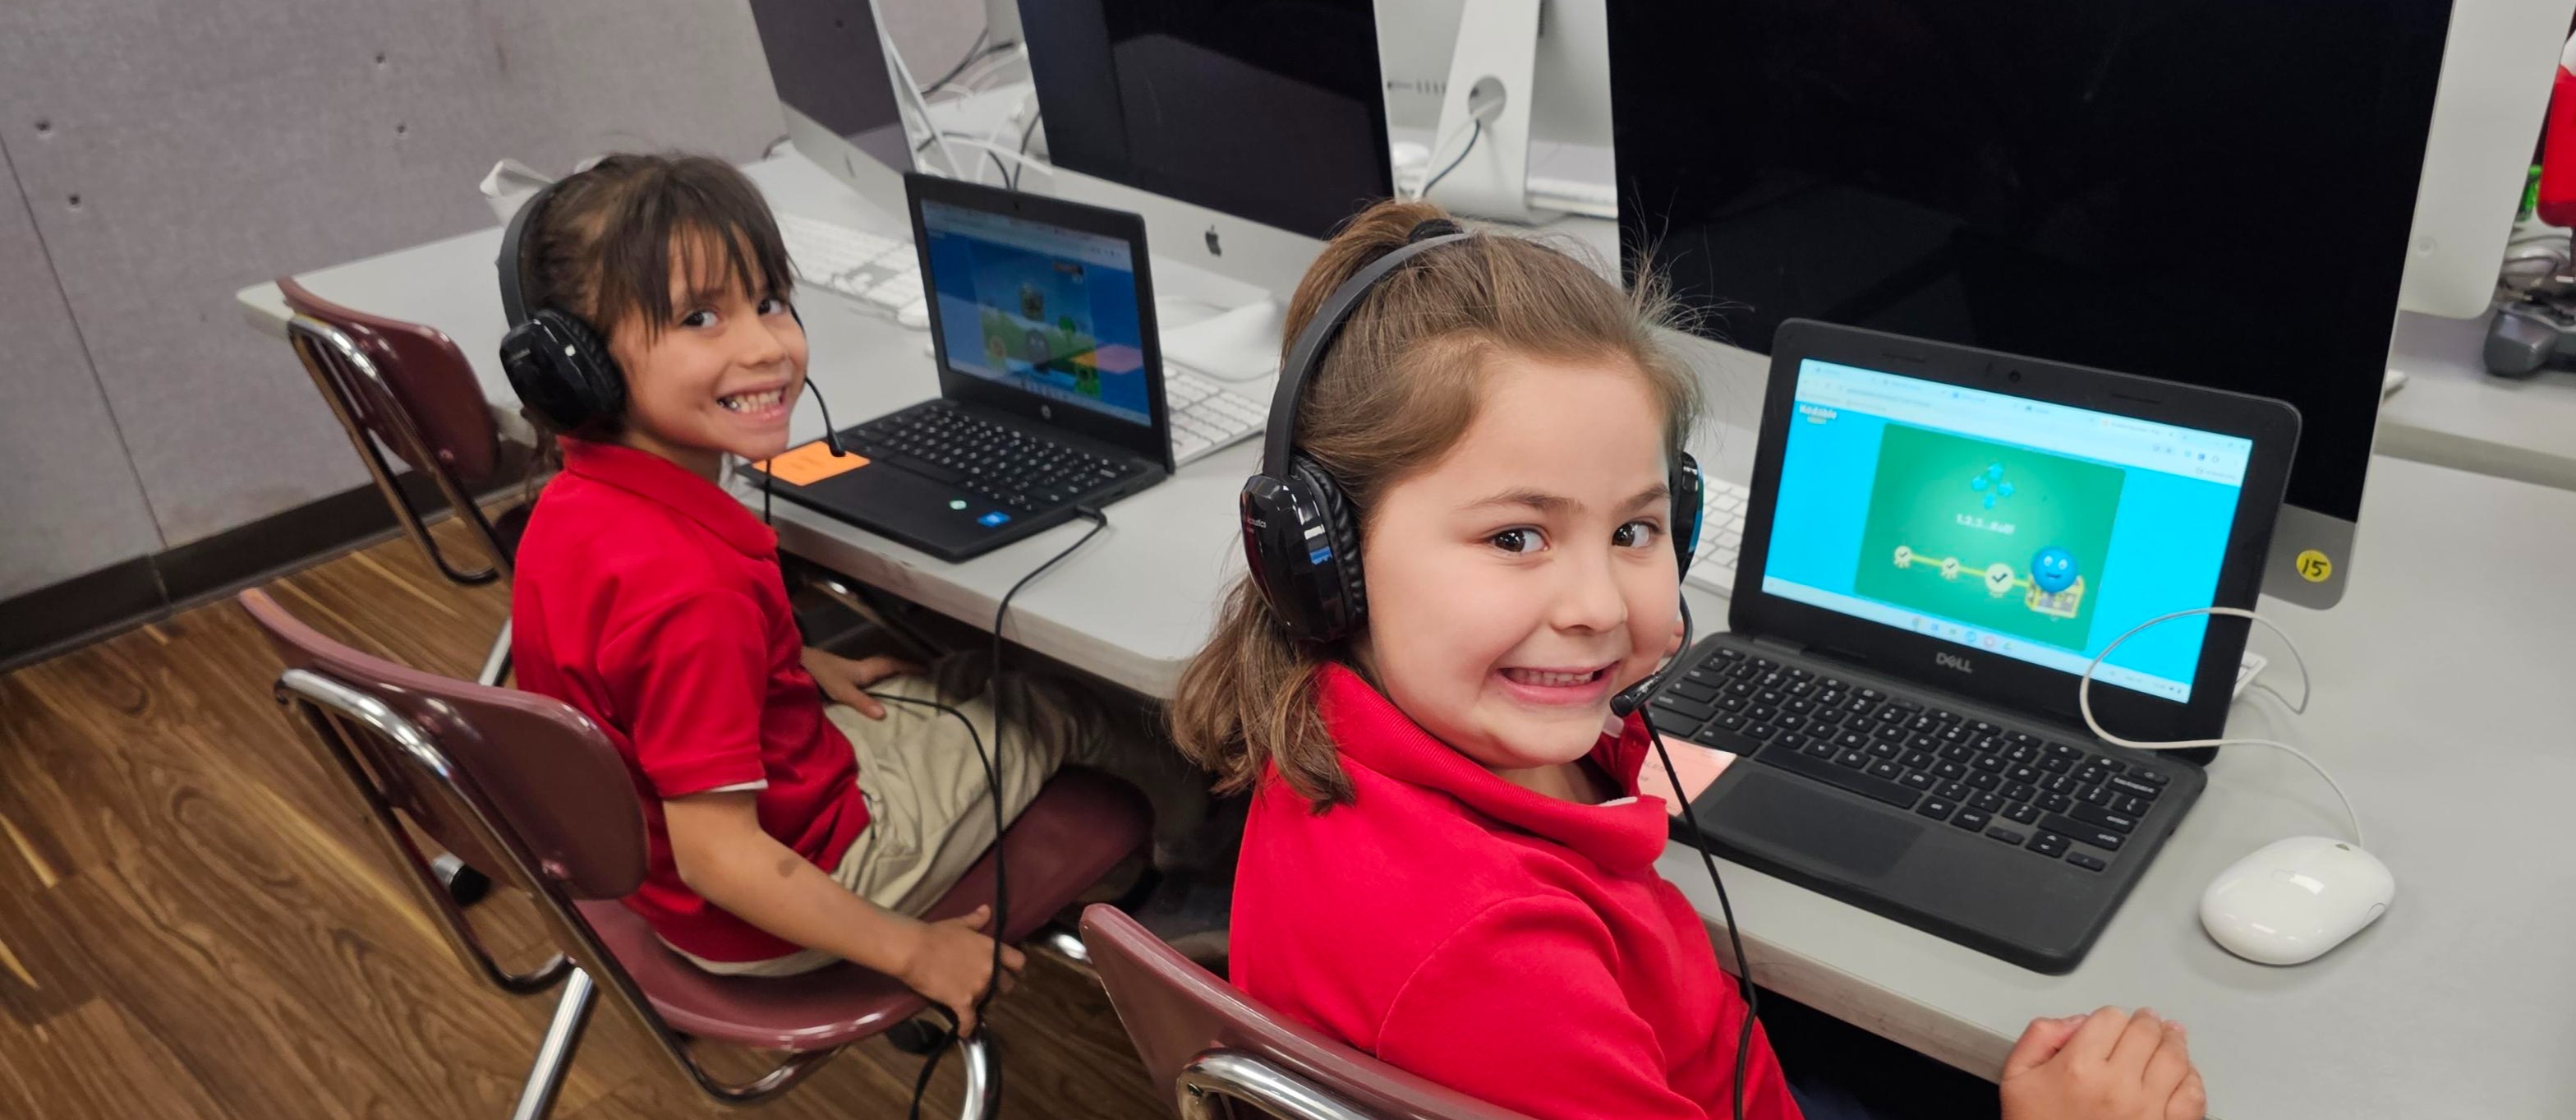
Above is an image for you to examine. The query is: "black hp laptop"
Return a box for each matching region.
[1657,321,2299,973]
[752,174,1178,560]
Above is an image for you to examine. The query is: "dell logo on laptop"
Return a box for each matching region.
[1936,652,1975,674]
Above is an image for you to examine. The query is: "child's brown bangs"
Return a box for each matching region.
[586,160,796,339]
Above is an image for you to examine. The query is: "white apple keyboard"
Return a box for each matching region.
[1163,366,1267,465]
[1691,473,2269,690]
[1686,476,1755,595]
[777,212,929,330]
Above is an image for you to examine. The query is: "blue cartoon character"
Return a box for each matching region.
[2031,546,2077,593]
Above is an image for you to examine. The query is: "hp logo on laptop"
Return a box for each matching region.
[1040,403,1053,421]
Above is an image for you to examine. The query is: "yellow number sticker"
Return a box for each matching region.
[2294,549,2334,583]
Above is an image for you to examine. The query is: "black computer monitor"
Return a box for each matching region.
[1608,2,2454,609]
[1018,0,1394,244]
[748,0,912,173]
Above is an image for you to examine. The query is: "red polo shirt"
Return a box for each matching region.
[510,438,867,962]
[1230,665,1800,1120]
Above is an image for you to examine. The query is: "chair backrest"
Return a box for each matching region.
[1079,905,1539,1120]
[239,588,646,900]
[278,276,502,485]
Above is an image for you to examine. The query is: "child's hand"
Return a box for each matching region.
[800,648,922,719]
[2001,1007,2206,1120]
[896,905,1027,1038]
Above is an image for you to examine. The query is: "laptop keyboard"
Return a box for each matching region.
[1649,646,2167,873]
[842,403,1143,515]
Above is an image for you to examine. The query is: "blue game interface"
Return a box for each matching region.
[1761,359,2252,703]
[921,199,1152,428]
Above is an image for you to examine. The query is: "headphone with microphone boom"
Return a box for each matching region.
[1238,219,1704,646]
[495,177,847,456]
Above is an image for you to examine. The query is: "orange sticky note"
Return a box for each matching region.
[1637,740,1738,817]
[755,441,870,486]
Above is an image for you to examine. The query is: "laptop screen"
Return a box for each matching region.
[1761,357,2252,703]
[919,198,1154,429]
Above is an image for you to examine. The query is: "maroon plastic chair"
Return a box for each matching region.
[242,588,1152,1120]
[1079,905,1538,1120]
[278,277,527,686]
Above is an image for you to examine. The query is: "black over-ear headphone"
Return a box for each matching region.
[1239,219,1702,645]
[497,180,628,435]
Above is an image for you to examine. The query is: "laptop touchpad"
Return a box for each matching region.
[1717,772,1920,877]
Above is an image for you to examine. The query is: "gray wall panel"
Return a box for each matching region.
[0,0,782,546]
[0,139,163,601]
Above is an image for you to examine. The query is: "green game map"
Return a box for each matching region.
[1852,424,2125,652]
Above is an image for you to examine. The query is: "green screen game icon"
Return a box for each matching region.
[1852,424,2124,652]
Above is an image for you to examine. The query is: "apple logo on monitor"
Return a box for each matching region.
[1204,225,1222,257]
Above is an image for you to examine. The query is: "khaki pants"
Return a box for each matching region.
[683,659,1207,977]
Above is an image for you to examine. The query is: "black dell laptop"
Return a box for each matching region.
[1655,320,2299,973]
[750,174,1177,561]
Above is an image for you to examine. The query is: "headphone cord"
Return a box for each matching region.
[1631,600,1758,1120]
[867,689,999,1120]
[881,507,1111,1119]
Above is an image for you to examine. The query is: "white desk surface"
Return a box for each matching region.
[2381,309,2576,493]
[241,152,2576,1119]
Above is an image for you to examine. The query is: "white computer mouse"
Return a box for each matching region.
[2199,835,2394,966]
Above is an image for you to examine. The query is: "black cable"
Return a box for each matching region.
[1419,118,1484,199]
[869,689,998,1120]
[1016,113,1041,160]
[1631,600,1757,1120]
[881,507,1111,1120]
[920,29,993,97]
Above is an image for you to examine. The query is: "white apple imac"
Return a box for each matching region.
[747,0,920,204]
[1609,0,2485,610]
[2397,0,2576,318]
[1376,0,1617,222]
[1015,0,1396,371]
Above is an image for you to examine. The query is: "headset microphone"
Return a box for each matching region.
[1612,598,1695,718]
[782,303,848,458]
[804,378,850,457]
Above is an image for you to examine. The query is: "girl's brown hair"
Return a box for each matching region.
[514,152,796,440]
[1168,198,1703,811]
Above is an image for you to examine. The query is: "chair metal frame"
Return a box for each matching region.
[283,312,518,685]
[1175,1049,1375,1120]
[271,666,995,1120]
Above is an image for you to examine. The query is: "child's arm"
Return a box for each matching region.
[1376,896,1756,1119]
[665,791,1025,1035]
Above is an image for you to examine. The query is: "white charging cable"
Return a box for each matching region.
[2077,606,2364,847]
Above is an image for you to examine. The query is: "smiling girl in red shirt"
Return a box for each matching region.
[502,154,1214,1035]
[1169,199,2209,1120]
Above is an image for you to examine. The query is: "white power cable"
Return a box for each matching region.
[876,18,968,181]
[2078,606,2363,846]
[940,136,1055,183]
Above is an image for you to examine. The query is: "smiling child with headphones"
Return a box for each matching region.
[496,154,1216,1037]
[1170,199,2208,1120]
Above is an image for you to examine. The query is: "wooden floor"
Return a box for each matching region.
[0,518,1168,1119]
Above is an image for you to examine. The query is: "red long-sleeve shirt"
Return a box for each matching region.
[1230,665,1801,1120]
